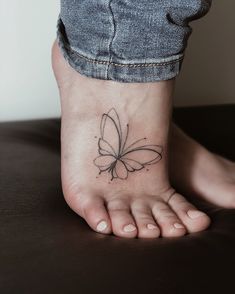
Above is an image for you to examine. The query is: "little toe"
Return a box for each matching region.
[168,193,211,233]
[107,199,137,238]
[81,196,112,234]
[152,201,186,237]
[131,202,160,238]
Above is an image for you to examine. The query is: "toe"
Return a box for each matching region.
[81,196,112,234]
[131,201,160,238]
[152,201,186,237]
[107,198,137,238]
[168,193,211,233]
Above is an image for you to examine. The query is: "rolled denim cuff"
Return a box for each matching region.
[57,0,212,83]
[57,18,184,83]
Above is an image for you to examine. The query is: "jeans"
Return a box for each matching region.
[57,0,212,83]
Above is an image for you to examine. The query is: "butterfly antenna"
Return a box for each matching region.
[121,123,129,154]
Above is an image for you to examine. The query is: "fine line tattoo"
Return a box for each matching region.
[93,108,163,180]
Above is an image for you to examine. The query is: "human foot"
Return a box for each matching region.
[169,125,235,209]
[52,41,210,238]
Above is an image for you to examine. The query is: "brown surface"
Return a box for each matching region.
[0,105,235,294]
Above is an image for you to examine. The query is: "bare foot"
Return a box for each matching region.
[52,41,210,238]
[170,125,235,209]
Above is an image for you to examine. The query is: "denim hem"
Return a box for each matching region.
[57,18,184,83]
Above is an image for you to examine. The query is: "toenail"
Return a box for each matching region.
[174,223,184,229]
[187,210,205,219]
[123,224,136,233]
[96,220,108,232]
[147,224,158,230]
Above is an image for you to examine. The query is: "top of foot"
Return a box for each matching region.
[52,41,210,238]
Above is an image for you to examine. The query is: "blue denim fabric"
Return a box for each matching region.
[57,0,212,83]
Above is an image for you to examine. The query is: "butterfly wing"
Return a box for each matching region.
[95,108,123,176]
[98,138,117,156]
[94,154,117,172]
[111,160,128,180]
[94,156,129,180]
[121,145,163,172]
[121,158,144,172]
[100,108,122,156]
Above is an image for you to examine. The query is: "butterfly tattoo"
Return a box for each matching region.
[93,108,163,181]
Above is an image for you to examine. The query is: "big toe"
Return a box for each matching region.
[168,193,211,233]
[107,198,137,238]
[70,194,112,235]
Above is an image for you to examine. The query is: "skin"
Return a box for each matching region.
[169,125,235,209]
[52,41,210,238]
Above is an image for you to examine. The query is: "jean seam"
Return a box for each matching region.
[57,17,184,69]
[106,0,116,78]
[68,46,184,68]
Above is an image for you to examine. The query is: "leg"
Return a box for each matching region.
[52,0,212,238]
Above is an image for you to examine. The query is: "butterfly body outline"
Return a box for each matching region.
[94,108,163,180]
